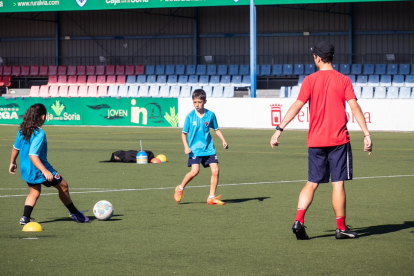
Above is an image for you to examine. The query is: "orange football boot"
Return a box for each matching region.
[207,195,225,205]
[174,186,183,203]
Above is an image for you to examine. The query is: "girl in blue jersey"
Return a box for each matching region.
[9,103,89,225]
[174,89,228,205]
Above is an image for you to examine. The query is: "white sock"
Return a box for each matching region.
[178,186,184,191]
[209,195,215,198]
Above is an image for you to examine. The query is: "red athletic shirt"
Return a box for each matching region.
[297,70,356,147]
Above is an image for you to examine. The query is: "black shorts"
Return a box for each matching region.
[308,142,353,183]
[188,155,218,168]
[27,171,63,187]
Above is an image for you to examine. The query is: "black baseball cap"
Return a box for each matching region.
[312,41,334,58]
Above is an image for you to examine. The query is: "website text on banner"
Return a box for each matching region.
[178,98,414,132]
[0,97,178,127]
[0,0,401,13]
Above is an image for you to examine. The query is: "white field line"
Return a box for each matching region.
[1,174,413,199]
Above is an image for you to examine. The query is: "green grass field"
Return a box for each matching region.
[0,125,413,275]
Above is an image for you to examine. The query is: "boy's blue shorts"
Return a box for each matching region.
[27,171,63,187]
[188,155,218,168]
[308,142,353,184]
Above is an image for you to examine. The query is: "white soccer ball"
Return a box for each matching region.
[93,200,114,221]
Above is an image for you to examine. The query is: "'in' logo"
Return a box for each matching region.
[270,104,282,126]
[51,101,65,116]
[76,0,87,8]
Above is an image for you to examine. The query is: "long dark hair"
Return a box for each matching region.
[20,103,47,140]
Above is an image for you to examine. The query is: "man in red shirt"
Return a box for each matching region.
[270,41,372,240]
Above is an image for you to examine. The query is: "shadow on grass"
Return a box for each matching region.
[179,197,270,205]
[39,214,123,224]
[310,221,414,239]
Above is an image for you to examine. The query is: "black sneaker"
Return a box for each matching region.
[292,220,309,240]
[335,226,358,239]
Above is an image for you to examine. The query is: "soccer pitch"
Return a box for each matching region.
[0,125,413,275]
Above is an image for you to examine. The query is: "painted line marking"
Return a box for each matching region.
[1,174,413,199]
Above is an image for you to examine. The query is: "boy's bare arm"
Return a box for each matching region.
[181,132,191,154]
[215,129,228,149]
[9,147,19,174]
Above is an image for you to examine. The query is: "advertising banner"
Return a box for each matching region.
[0,0,403,13]
[0,97,179,127]
[178,98,414,131]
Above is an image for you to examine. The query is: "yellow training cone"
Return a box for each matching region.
[22,222,43,232]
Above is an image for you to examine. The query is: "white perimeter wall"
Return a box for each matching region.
[178,98,414,132]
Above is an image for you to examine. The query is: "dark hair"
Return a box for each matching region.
[192,89,207,101]
[20,103,47,140]
[320,54,334,64]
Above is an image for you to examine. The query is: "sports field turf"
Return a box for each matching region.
[0,125,413,275]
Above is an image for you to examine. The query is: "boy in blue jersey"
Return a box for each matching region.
[174,89,228,205]
[9,104,89,225]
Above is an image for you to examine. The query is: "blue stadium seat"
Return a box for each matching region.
[392,75,404,87]
[361,87,374,98]
[199,75,209,86]
[293,64,304,75]
[217,65,228,75]
[212,86,223,98]
[157,75,167,85]
[271,64,283,76]
[298,75,306,86]
[107,85,118,97]
[229,65,239,75]
[138,86,149,97]
[149,86,160,97]
[387,64,398,75]
[347,75,356,86]
[411,64,414,76]
[241,75,251,86]
[118,85,129,97]
[186,65,196,75]
[170,86,180,97]
[332,64,339,71]
[188,75,199,86]
[260,64,271,76]
[207,65,217,75]
[159,86,170,97]
[282,64,293,76]
[290,86,300,98]
[136,75,147,85]
[399,64,410,75]
[202,86,213,97]
[351,64,362,75]
[339,64,350,75]
[223,86,234,98]
[375,64,386,75]
[126,75,136,85]
[178,75,188,85]
[363,64,375,75]
[155,65,165,75]
[145,65,155,75]
[356,75,368,86]
[180,86,191,97]
[165,65,175,75]
[256,65,261,76]
[240,65,250,75]
[196,65,206,75]
[374,87,386,98]
[176,65,185,75]
[231,75,242,87]
[167,75,178,85]
[210,76,220,86]
[368,75,379,87]
[399,87,411,99]
[405,75,414,87]
[146,75,156,84]
[128,85,139,97]
[279,86,290,98]
[220,75,231,86]
[304,64,315,75]
[353,86,362,98]
[380,75,391,87]
[386,87,399,98]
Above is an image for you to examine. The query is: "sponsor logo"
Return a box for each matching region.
[192,121,197,126]
[164,107,179,127]
[54,172,61,179]
[270,104,282,126]
[76,0,87,8]
[0,1,3,8]
[105,0,146,6]
[234,0,239,2]
[48,100,81,122]
[130,99,147,125]
[0,106,19,120]
[204,122,209,127]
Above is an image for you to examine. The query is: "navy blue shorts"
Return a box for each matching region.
[27,171,63,187]
[308,142,353,183]
[188,155,218,168]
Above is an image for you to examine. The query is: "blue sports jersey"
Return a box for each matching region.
[13,128,55,184]
[182,109,219,157]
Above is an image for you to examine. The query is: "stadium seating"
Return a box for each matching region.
[279,86,290,98]
[97,85,108,97]
[138,86,149,97]
[12,66,21,76]
[368,75,380,87]
[77,75,87,85]
[125,65,135,75]
[392,75,404,87]
[108,85,118,97]
[76,65,86,76]
[361,86,374,98]
[29,86,40,97]
[271,64,282,76]
[282,64,293,76]
[298,75,306,86]
[363,64,374,75]
[375,64,386,75]
[399,87,411,99]
[116,65,125,75]
[106,65,115,75]
[178,75,188,86]
[332,64,339,71]
[229,65,239,75]
[78,85,88,97]
[217,65,228,75]
[96,65,105,75]
[165,65,175,75]
[128,85,139,97]
[353,86,362,98]
[293,64,304,75]
[241,75,251,86]
[157,75,167,85]
[212,86,223,98]
[260,65,271,76]
[170,86,180,97]
[118,85,129,97]
[386,87,399,98]
[379,75,391,87]
[188,75,199,86]
[126,75,136,85]
[30,66,40,76]
[347,74,355,86]
[223,86,235,98]
[339,64,350,75]
[149,86,160,97]
[405,75,414,87]
[199,75,209,86]
[351,64,362,75]
[290,86,300,98]
[68,85,79,97]
[207,65,217,75]
[86,65,95,75]
[167,75,178,86]
[203,86,212,97]
[305,64,315,75]
[240,65,249,76]
[58,65,67,76]
[231,75,242,87]
[135,65,145,75]
[210,76,220,86]
[186,65,196,75]
[155,65,165,75]
[387,64,399,75]
[58,85,69,97]
[374,87,386,98]
[159,85,170,97]
[39,85,49,97]
[136,75,147,85]
[356,75,368,86]
[88,85,98,97]
[180,86,191,97]
[175,65,185,75]
[196,65,207,75]
[399,64,410,75]
[49,86,59,97]
[67,65,77,76]
[48,66,57,76]
[220,75,231,86]
[87,75,97,85]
